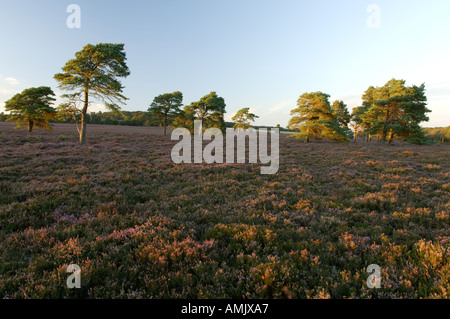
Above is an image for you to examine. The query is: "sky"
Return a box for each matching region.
[0,0,449,127]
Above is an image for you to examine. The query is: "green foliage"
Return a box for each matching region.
[423,126,450,144]
[232,108,259,130]
[120,111,156,126]
[356,79,431,143]
[405,124,432,145]
[174,92,226,133]
[0,112,8,122]
[350,105,371,140]
[54,43,130,144]
[55,110,156,127]
[172,110,196,132]
[148,91,183,135]
[332,100,351,127]
[4,86,56,132]
[287,92,348,142]
[331,100,353,138]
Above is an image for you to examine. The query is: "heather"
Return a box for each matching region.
[0,122,449,299]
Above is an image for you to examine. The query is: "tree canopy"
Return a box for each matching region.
[4,86,57,132]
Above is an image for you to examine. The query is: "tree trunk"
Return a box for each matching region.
[28,120,33,132]
[164,116,167,136]
[79,113,87,145]
[79,90,89,145]
[443,135,445,144]
[381,130,387,143]
[381,121,390,143]
[381,111,390,143]
[388,130,394,144]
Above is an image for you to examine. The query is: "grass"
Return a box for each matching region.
[0,122,449,299]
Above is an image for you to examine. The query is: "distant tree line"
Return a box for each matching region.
[55,110,158,127]
[423,127,450,144]
[0,110,158,126]
[0,105,290,131]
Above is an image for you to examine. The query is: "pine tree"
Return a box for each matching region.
[232,108,258,130]
[287,92,348,142]
[4,86,57,132]
[54,43,130,145]
[360,79,430,144]
[148,91,183,135]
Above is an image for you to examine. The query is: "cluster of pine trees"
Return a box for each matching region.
[148,91,228,135]
[288,79,431,144]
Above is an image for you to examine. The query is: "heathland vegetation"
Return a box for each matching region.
[0,123,448,298]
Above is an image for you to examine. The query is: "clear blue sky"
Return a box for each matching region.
[1,0,449,127]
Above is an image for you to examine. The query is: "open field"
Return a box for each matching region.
[0,122,449,299]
